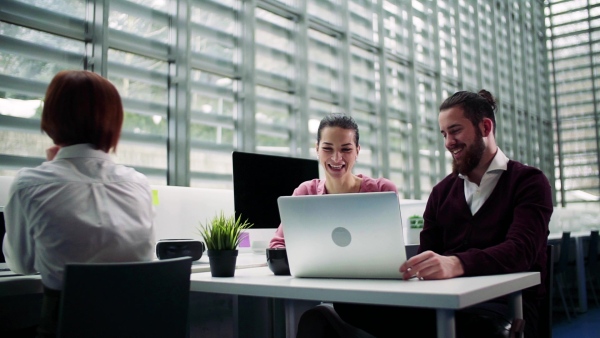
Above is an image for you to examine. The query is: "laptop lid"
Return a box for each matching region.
[278,191,406,279]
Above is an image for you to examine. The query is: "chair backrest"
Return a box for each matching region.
[555,231,571,274]
[588,230,599,273]
[57,257,192,338]
[539,244,554,338]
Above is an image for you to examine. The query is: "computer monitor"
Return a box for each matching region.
[232,151,319,229]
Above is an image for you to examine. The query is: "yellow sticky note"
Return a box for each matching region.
[152,189,159,206]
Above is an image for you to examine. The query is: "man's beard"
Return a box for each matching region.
[452,132,485,176]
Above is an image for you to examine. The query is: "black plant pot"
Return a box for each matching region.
[207,249,238,277]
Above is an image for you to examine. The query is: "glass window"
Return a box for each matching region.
[0,7,86,176]
[0,0,557,202]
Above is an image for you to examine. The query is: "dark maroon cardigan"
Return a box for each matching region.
[419,160,553,303]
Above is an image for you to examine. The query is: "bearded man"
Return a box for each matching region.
[297,90,553,338]
[395,90,553,338]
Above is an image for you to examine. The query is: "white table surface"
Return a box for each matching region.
[190,267,539,309]
[191,251,267,273]
[0,252,268,297]
[0,275,42,297]
[0,257,539,338]
[190,267,539,338]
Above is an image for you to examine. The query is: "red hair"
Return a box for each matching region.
[41,70,123,152]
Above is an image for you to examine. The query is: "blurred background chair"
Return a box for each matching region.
[57,257,192,338]
[553,231,575,322]
[539,244,554,338]
[585,230,599,307]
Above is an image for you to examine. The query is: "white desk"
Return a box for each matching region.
[0,275,42,297]
[190,267,540,338]
[190,252,267,273]
[0,253,269,336]
[0,252,268,296]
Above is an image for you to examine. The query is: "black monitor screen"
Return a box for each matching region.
[232,151,319,229]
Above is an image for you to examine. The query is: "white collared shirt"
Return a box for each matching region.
[2,144,156,289]
[459,148,509,215]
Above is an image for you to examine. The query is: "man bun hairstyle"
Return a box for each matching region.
[439,89,497,135]
[477,89,496,111]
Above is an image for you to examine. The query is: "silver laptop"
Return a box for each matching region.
[278,191,406,279]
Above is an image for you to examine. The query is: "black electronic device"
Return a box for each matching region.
[266,247,290,275]
[0,211,5,263]
[232,151,319,229]
[155,239,205,261]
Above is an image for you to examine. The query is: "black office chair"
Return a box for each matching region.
[57,257,192,338]
[295,246,424,338]
[585,230,599,307]
[296,303,376,338]
[296,246,541,338]
[553,231,574,321]
[538,244,554,338]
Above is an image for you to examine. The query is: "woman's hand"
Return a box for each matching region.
[399,250,464,280]
[46,145,61,161]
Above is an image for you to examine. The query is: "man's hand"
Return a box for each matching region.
[399,250,465,280]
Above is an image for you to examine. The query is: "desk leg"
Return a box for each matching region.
[435,309,455,338]
[575,236,588,313]
[508,291,523,319]
[508,292,523,338]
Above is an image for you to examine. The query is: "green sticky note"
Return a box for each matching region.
[152,189,159,206]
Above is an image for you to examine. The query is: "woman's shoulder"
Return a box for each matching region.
[11,163,62,188]
[293,179,323,196]
[112,164,149,181]
[358,174,398,193]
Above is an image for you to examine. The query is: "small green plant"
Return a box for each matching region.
[198,212,253,250]
[408,215,424,229]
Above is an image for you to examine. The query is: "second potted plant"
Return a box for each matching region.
[198,212,253,277]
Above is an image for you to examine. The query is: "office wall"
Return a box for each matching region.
[0,0,554,201]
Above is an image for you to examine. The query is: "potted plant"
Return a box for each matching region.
[408,215,424,244]
[198,212,253,277]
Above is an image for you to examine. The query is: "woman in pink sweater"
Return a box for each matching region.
[269,114,397,248]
